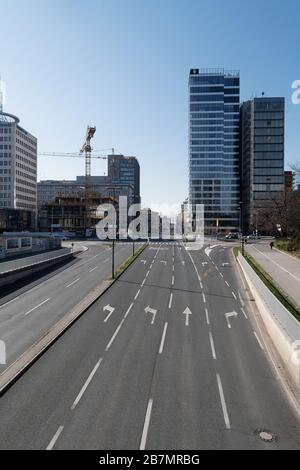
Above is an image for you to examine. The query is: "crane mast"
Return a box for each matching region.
[80,126,96,233]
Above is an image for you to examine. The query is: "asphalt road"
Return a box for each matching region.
[246,241,300,308]
[0,241,139,367]
[0,241,299,449]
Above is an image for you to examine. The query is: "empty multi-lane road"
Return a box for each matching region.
[0,241,299,449]
[0,241,138,366]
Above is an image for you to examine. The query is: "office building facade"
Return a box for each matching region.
[108,154,140,205]
[0,112,37,230]
[188,68,240,233]
[240,97,285,233]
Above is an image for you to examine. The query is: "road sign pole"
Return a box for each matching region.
[112,239,115,279]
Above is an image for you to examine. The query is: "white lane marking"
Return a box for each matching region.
[238,291,245,307]
[216,374,231,429]
[106,318,125,351]
[199,281,203,289]
[71,359,103,410]
[220,273,224,278]
[172,265,175,272]
[124,303,133,319]
[187,251,202,287]
[146,270,150,277]
[24,298,51,316]
[168,293,173,309]
[253,331,264,350]
[159,323,168,354]
[232,291,237,300]
[202,293,206,303]
[225,281,230,288]
[241,307,248,319]
[172,275,174,286]
[103,258,109,263]
[134,289,141,300]
[140,399,153,450]
[205,308,210,325]
[46,426,64,450]
[209,332,216,360]
[66,277,80,288]
[89,266,98,273]
[0,295,21,310]
[141,278,146,287]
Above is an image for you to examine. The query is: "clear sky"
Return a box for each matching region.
[1,0,299,209]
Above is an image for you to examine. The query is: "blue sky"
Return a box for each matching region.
[1,0,299,208]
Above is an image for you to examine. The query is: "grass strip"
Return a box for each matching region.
[110,243,147,280]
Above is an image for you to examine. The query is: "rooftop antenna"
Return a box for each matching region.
[262,91,265,97]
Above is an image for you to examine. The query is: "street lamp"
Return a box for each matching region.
[239,201,244,256]
[109,223,117,279]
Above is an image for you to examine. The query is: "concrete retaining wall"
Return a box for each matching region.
[0,249,74,288]
[238,253,300,388]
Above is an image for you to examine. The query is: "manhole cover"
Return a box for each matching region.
[255,429,277,443]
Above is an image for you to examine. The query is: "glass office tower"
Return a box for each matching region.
[188,68,240,233]
[240,97,285,234]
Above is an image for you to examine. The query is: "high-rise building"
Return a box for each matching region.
[108,154,140,205]
[0,111,37,230]
[188,68,240,233]
[240,97,285,233]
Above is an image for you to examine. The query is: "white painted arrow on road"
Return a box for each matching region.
[202,262,208,266]
[103,305,115,322]
[225,311,238,329]
[144,306,157,325]
[182,261,185,266]
[160,260,167,265]
[222,263,230,267]
[183,307,192,326]
[140,260,147,264]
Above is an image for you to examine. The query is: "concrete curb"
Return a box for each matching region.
[0,242,147,396]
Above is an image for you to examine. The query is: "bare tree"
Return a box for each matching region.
[256,189,300,237]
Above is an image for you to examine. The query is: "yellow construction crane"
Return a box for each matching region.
[80,125,96,194]
[80,126,96,232]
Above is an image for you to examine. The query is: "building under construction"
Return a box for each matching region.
[39,193,117,236]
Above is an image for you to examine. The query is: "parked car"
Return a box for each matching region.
[225,232,239,240]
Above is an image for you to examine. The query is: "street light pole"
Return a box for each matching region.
[239,201,244,256]
[112,238,115,279]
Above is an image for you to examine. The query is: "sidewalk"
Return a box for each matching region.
[246,242,300,308]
